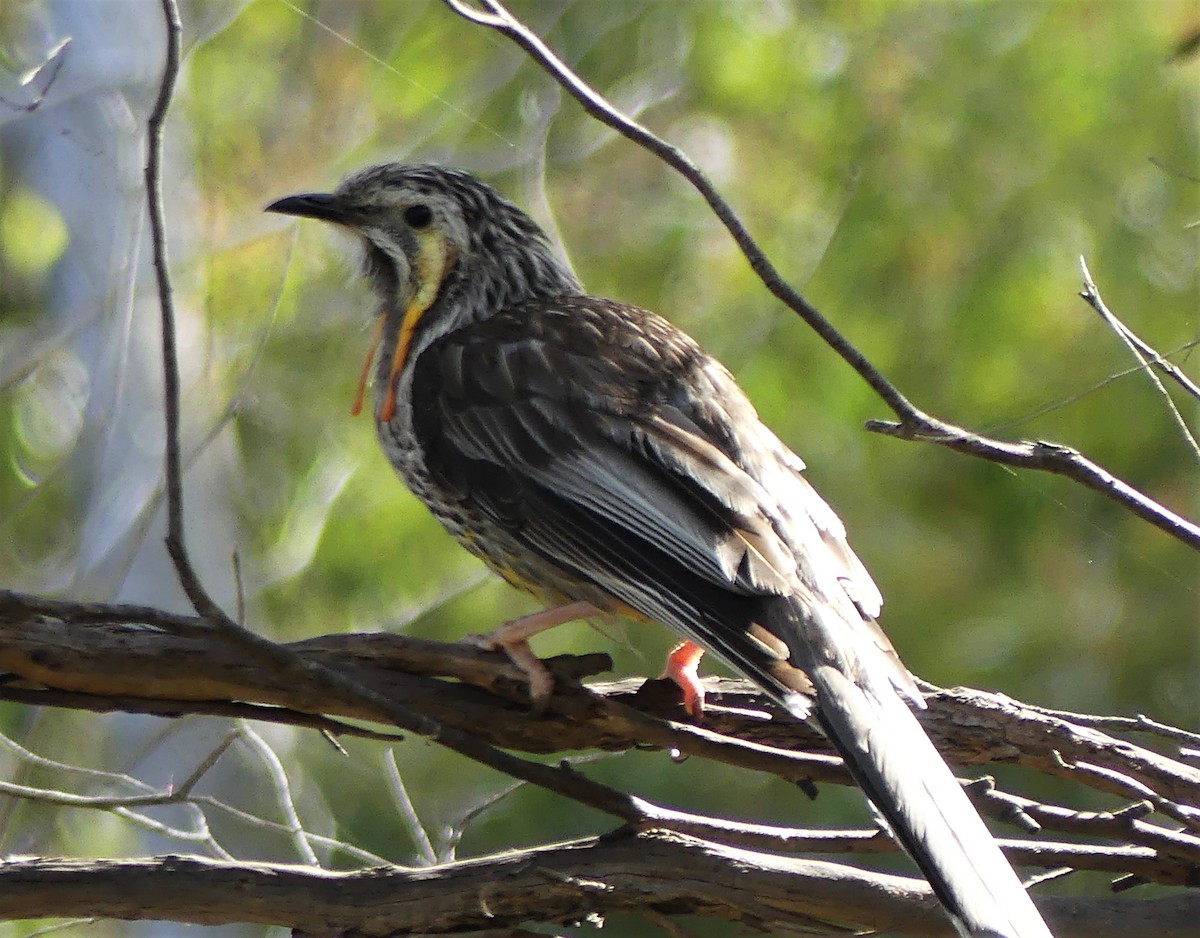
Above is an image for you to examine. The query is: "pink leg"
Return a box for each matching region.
[662,640,706,717]
[469,601,600,711]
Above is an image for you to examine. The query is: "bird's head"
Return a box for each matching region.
[266,163,582,418]
[267,162,580,323]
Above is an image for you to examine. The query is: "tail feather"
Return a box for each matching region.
[765,601,1053,938]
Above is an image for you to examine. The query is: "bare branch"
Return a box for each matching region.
[1079,257,1200,462]
[1053,753,1200,835]
[3,595,1200,889]
[238,724,320,866]
[0,733,232,811]
[438,0,1200,552]
[0,833,1196,938]
[974,781,1200,872]
[384,749,439,866]
[5,595,1198,802]
[147,0,226,623]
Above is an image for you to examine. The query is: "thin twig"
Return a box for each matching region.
[238,724,321,866]
[1,726,390,866]
[147,0,227,624]
[194,794,396,867]
[384,749,438,865]
[1079,257,1200,465]
[983,338,1200,434]
[1009,698,1200,752]
[1055,753,1200,834]
[0,731,238,860]
[0,732,233,810]
[441,0,912,415]
[20,918,97,937]
[0,684,408,743]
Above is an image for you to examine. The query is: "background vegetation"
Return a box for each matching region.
[0,1,1196,935]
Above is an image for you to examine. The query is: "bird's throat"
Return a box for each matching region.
[352,297,428,425]
[350,313,386,418]
[352,233,461,423]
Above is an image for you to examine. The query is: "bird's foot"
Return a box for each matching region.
[467,600,600,714]
[469,633,555,714]
[661,640,706,718]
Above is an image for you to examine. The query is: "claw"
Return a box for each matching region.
[662,640,706,718]
[467,600,599,712]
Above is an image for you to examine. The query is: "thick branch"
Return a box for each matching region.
[4,592,1200,885]
[4,594,1196,798]
[1,832,1195,938]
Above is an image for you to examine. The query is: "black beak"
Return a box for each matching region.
[265,192,364,225]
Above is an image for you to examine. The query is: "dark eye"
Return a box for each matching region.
[404,204,433,229]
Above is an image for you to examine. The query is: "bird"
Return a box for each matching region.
[266,163,1053,938]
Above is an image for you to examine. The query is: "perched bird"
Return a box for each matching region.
[267,164,1052,938]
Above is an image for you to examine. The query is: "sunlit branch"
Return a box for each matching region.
[439,0,1200,552]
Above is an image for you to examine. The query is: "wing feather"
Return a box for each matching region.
[405,295,1048,938]
[409,297,894,699]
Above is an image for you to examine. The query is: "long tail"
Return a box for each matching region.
[764,599,1054,938]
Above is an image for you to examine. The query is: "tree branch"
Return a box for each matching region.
[438,0,1199,552]
[3,590,1199,889]
[1078,256,1200,463]
[2,832,1196,938]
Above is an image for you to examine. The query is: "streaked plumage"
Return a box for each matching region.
[267,163,1053,938]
